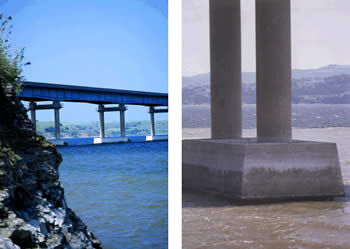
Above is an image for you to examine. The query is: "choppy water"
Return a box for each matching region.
[183,104,350,128]
[57,141,168,249]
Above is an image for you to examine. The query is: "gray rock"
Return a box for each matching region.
[0,236,20,249]
[0,79,102,248]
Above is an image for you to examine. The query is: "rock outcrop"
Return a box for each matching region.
[0,83,102,248]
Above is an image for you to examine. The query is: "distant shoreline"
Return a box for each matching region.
[35,120,168,138]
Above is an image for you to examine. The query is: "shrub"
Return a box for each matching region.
[0,13,30,93]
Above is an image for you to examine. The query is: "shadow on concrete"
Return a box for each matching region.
[183,184,350,208]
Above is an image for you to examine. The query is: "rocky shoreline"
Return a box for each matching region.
[0,83,102,248]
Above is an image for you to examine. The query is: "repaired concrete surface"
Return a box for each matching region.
[183,132,345,200]
[93,137,129,144]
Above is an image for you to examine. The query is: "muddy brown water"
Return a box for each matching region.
[183,128,350,249]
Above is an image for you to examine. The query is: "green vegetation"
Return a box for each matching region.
[0,14,30,92]
[36,120,168,138]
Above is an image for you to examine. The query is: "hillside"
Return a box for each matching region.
[36,120,168,138]
[183,65,350,105]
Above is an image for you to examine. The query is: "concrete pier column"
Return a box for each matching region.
[149,107,155,136]
[210,0,242,139]
[53,101,61,140]
[256,0,292,142]
[98,104,105,138]
[29,101,37,131]
[119,104,126,138]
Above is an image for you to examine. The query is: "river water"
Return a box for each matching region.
[183,104,350,128]
[57,140,168,249]
[183,128,350,249]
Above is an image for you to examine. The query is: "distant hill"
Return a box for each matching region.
[183,65,350,104]
[36,120,168,138]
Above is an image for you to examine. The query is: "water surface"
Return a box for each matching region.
[57,141,168,249]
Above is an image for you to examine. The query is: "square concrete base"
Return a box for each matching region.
[93,137,129,144]
[146,135,168,141]
[183,138,345,200]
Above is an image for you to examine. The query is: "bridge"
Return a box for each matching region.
[18,81,168,145]
[183,0,344,200]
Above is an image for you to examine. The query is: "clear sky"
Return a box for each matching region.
[183,0,350,76]
[0,0,168,122]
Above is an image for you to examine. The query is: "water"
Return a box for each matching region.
[52,136,152,146]
[57,140,168,249]
[183,104,350,128]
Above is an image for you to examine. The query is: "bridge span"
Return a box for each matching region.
[18,81,168,145]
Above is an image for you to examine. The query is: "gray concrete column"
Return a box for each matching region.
[98,104,105,138]
[210,0,242,139]
[119,104,126,137]
[149,107,155,136]
[256,0,292,142]
[53,101,61,140]
[29,101,37,131]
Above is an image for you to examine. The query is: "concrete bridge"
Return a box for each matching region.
[183,0,344,200]
[18,81,168,145]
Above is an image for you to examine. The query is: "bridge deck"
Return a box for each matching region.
[18,81,168,106]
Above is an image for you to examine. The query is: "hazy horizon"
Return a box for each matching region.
[182,64,350,76]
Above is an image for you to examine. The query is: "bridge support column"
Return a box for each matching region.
[210,0,242,139]
[53,101,61,141]
[146,107,168,141]
[26,101,65,146]
[93,104,128,144]
[29,101,37,131]
[119,104,126,138]
[98,104,105,139]
[256,0,291,142]
[182,0,344,200]
[149,107,155,136]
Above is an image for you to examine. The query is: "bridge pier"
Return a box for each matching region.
[183,0,344,200]
[146,107,168,141]
[28,101,66,146]
[29,101,37,130]
[53,101,61,142]
[119,104,126,138]
[98,104,105,139]
[93,104,128,144]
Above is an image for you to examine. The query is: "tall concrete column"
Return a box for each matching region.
[119,104,126,138]
[256,0,292,142]
[149,107,155,136]
[53,101,61,140]
[98,104,105,138]
[29,101,37,131]
[210,0,242,139]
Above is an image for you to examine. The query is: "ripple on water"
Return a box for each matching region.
[58,141,168,249]
[183,164,350,249]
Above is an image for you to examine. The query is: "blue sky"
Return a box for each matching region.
[1,0,168,122]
